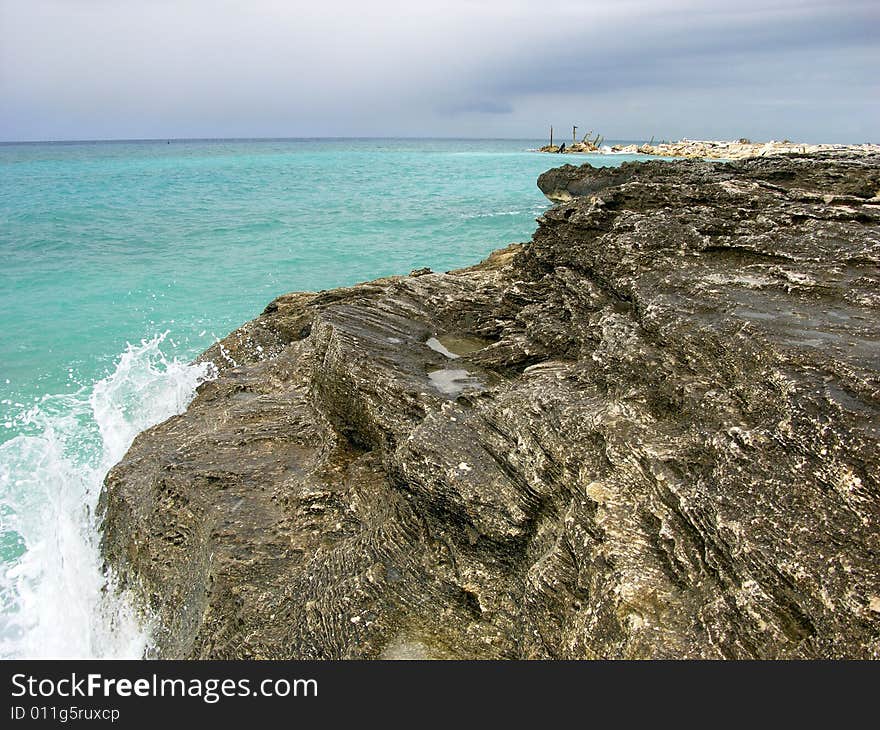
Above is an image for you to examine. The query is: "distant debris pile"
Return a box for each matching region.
[611,139,880,159]
[542,135,880,160]
[539,126,604,153]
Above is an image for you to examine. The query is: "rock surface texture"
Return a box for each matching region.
[101,153,880,659]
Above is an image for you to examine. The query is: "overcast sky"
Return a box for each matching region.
[1,0,877,142]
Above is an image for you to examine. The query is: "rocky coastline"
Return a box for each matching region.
[100,152,880,659]
[541,138,880,160]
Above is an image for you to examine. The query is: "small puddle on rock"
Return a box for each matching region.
[427,368,483,396]
[426,337,460,359]
[425,334,489,359]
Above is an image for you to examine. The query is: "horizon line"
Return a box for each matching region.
[0,134,652,146]
[2,134,872,147]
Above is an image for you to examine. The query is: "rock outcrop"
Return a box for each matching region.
[100,152,880,659]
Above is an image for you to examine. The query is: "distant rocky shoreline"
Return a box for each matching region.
[540,137,880,160]
[101,152,880,659]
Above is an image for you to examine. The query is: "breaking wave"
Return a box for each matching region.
[0,334,214,658]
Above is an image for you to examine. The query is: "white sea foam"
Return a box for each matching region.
[0,333,214,659]
[460,203,548,220]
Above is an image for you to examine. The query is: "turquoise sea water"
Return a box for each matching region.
[0,138,655,657]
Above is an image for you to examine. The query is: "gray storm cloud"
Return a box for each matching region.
[0,0,877,141]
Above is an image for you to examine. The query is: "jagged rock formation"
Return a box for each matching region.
[101,153,880,659]
[537,152,880,204]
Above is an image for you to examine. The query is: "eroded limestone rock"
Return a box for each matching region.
[101,153,880,659]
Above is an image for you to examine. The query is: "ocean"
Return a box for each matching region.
[0,137,655,658]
